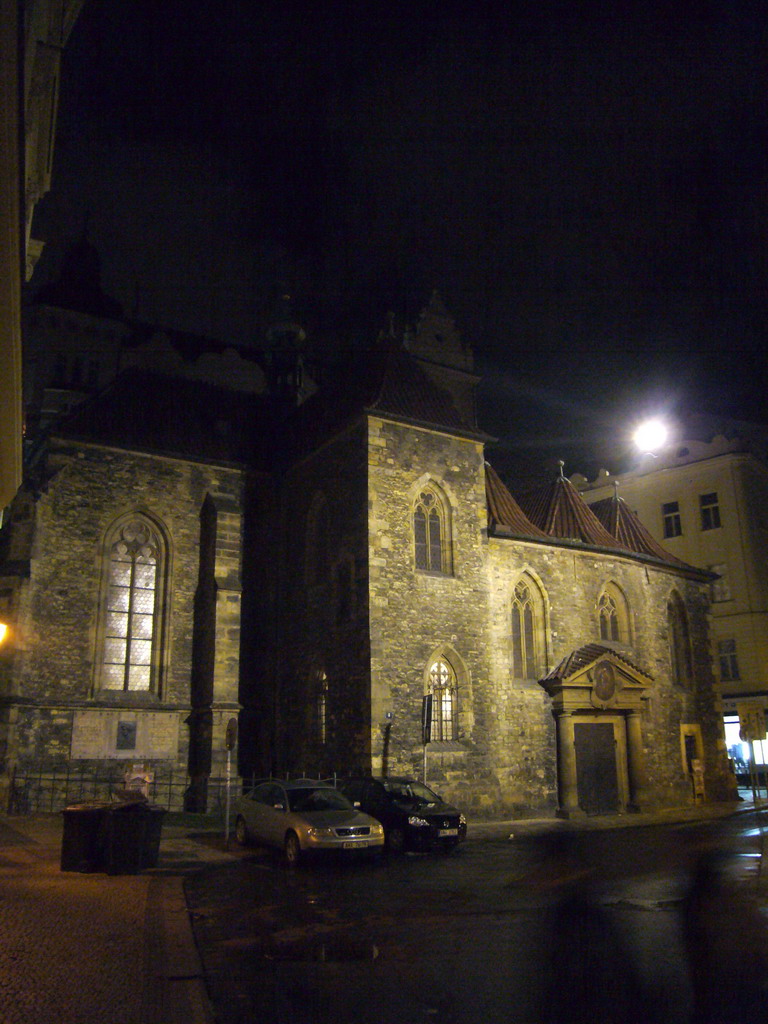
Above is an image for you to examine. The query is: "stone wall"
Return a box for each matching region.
[367,417,497,815]
[0,437,244,797]
[277,420,372,774]
[366,415,732,818]
[487,537,733,813]
[235,470,279,776]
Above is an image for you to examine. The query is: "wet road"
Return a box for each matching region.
[185,814,767,1024]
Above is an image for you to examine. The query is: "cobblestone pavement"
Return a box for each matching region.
[0,812,233,1024]
[0,797,764,1024]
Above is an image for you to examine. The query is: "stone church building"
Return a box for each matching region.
[0,285,735,817]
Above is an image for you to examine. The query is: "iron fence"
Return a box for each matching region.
[7,766,355,816]
[6,766,354,816]
[7,765,235,815]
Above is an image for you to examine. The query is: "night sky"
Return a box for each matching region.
[30,0,768,478]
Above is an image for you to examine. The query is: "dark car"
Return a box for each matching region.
[340,776,467,853]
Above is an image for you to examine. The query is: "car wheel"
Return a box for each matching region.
[284,831,301,867]
[387,827,406,854]
[234,815,249,846]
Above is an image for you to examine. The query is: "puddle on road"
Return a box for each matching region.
[263,936,379,962]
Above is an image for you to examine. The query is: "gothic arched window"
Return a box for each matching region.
[668,592,693,689]
[511,574,546,680]
[316,672,329,745]
[100,516,165,693]
[305,493,330,586]
[414,487,450,574]
[598,592,619,641]
[598,583,631,644]
[428,659,457,741]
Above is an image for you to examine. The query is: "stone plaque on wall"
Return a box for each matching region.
[71,710,180,759]
[145,713,180,756]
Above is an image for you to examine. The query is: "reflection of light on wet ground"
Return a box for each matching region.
[263,936,379,962]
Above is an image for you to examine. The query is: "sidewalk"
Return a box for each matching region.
[0,796,765,1024]
[468,789,768,840]
[0,810,231,1024]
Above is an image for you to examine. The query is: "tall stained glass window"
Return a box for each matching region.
[429,659,457,741]
[101,519,160,692]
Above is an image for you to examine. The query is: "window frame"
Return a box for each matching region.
[413,485,452,575]
[598,592,620,642]
[699,492,721,531]
[667,592,693,689]
[316,671,329,745]
[511,574,546,680]
[305,492,330,586]
[95,512,169,697]
[427,658,458,742]
[718,639,740,682]
[597,582,631,645]
[662,501,683,539]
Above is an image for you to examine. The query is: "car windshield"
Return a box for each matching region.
[381,780,440,806]
[288,787,354,813]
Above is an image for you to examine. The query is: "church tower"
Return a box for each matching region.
[403,290,480,429]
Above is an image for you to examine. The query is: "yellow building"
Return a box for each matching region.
[574,428,768,769]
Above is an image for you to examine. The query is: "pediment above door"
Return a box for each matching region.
[540,643,652,712]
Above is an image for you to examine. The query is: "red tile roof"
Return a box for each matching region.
[544,642,652,684]
[488,461,711,578]
[485,462,548,537]
[516,464,625,550]
[588,492,701,571]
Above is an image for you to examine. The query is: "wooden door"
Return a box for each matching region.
[574,722,619,815]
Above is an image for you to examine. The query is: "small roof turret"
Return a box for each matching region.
[588,488,703,572]
[517,464,625,549]
[485,462,548,538]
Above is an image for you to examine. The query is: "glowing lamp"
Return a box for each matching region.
[633,419,668,454]
[0,622,8,646]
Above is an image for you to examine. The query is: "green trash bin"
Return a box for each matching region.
[60,803,110,872]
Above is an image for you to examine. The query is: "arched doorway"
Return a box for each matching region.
[540,643,652,817]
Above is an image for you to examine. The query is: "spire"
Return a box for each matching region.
[263,290,308,406]
[517,465,624,549]
[405,290,474,373]
[485,462,548,537]
[589,492,702,571]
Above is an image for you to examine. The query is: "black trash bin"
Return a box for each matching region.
[60,802,110,872]
[102,801,165,875]
[139,805,165,869]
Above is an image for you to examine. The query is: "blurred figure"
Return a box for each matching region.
[532,829,661,1024]
[682,848,768,1023]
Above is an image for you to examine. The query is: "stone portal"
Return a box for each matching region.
[541,643,652,817]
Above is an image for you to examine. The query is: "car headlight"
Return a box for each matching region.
[307,827,336,838]
[370,823,384,836]
[408,815,430,827]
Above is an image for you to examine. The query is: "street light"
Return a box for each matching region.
[632,418,668,456]
[0,621,8,647]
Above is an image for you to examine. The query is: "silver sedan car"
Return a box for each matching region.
[234,779,385,865]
